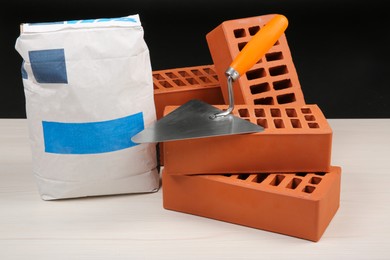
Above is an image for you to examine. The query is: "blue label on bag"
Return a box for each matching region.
[42,113,144,154]
[21,61,27,79]
[67,17,137,24]
[29,49,68,84]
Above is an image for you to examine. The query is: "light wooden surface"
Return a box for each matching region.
[1,119,389,259]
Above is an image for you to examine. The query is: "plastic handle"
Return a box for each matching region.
[229,14,288,78]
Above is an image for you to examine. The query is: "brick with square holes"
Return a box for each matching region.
[153,65,225,120]
[162,166,341,242]
[206,14,305,106]
[163,104,332,174]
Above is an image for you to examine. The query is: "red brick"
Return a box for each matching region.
[163,104,332,174]
[206,14,305,106]
[162,166,341,242]
[153,65,225,120]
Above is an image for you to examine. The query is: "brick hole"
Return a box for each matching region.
[238,174,250,180]
[273,119,285,128]
[252,173,269,183]
[291,119,302,128]
[160,81,173,88]
[305,115,316,121]
[254,97,274,105]
[223,174,232,177]
[238,109,250,117]
[286,178,302,189]
[303,185,316,194]
[308,122,320,128]
[250,82,270,94]
[199,76,212,83]
[315,172,326,176]
[257,119,268,128]
[234,28,246,38]
[271,108,281,117]
[173,79,186,86]
[166,72,178,79]
[266,51,283,62]
[191,69,202,76]
[277,93,296,104]
[248,26,260,35]
[153,73,164,80]
[301,108,312,114]
[256,58,263,64]
[273,79,292,90]
[203,67,216,75]
[212,75,218,80]
[269,65,288,76]
[238,42,247,51]
[246,68,266,80]
[153,83,159,90]
[254,108,265,117]
[274,40,280,46]
[178,70,191,77]
[286,108,297,117]
[296,172,307,177]
[186,78,199,85]
[309,177,322,185]
[269,174,285,186]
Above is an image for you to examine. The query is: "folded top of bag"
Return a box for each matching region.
[21,14,141,33]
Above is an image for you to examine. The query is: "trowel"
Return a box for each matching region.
[132,14,288,143]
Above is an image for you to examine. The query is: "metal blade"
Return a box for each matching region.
[131,99,263,143]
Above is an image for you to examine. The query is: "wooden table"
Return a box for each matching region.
[1,119,389,259]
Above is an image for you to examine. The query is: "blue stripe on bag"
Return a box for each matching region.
[29,49,68,84]
[42,113,144,154]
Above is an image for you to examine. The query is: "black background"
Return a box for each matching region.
[1,0,389,118]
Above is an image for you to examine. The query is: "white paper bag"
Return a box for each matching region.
[15,14,159,200]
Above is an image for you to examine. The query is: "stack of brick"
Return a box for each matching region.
[153,14,341,242]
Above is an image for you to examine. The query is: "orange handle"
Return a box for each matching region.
[229,14,288,78]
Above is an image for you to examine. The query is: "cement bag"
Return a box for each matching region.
[15,14,159,200]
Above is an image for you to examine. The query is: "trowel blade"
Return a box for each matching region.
[131,99,263,143]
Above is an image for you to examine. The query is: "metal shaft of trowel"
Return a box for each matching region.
[211,67,239,119]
